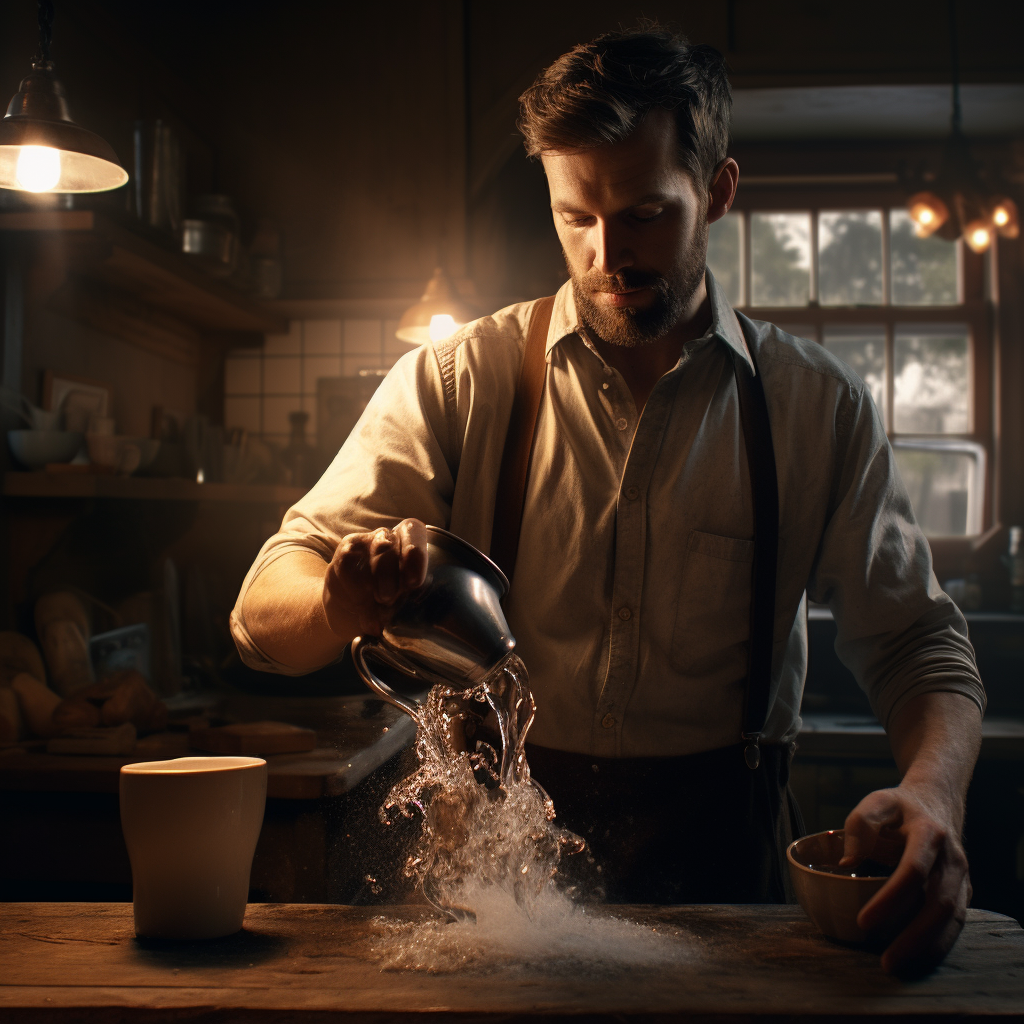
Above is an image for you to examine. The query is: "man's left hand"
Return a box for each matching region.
[841,784,971,976]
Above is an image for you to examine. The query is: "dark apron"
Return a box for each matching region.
[527,333,804,905]
[525,740,804,904]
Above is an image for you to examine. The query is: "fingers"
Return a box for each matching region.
[842,786,970,976]
[324,520,429,637]
[858,817,943,933]
[394,518,429,591]
[368,527,401,603]
[880,854,969,976]
[841,789,903,867]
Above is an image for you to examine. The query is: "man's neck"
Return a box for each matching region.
[587,281,713,415]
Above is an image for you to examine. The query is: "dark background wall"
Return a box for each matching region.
[2,0,1022,302]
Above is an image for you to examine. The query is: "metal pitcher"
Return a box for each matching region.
[350,526,515,718]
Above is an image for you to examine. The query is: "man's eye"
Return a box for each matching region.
[630,207,663,223]
[563,214,593,226]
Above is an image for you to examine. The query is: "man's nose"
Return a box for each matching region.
[591,218,633,276]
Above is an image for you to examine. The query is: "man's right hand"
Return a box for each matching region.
[322,518,429,638]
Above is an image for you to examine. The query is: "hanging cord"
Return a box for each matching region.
[35,0,55,68]
[948,0,961,134]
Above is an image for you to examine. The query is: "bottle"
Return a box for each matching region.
[1008,527,1024,614]
[282,411,318,489]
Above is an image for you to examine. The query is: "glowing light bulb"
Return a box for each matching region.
[15,145,61,192]
[994,206,1009,227]
[907,192,948,238]
[964,220,992,253]
[428,314,460,341]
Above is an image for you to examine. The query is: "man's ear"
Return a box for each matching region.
[707,158,739,225]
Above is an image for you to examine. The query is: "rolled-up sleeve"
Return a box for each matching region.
[807,386,986,729]
[229,341,456,674]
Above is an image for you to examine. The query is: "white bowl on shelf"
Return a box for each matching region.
[7,429,84,468]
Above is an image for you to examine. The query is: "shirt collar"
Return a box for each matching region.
[546,268,755,375]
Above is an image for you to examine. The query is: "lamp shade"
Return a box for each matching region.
[906,191,949,238]
[396,267,479,345]
[0,65,128,193]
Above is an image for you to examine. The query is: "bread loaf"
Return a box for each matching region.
[35,592,94,698]
[52,695,101,732]
[0,686,23,741]
[0,632,47,687]
[10,672,61,738]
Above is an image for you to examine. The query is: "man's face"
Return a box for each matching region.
[541,108,709,347]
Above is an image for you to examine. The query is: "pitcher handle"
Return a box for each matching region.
[351,636,422,720]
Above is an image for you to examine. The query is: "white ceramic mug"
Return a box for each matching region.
[119,755,267,939]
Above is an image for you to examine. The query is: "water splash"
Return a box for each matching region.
[380,653,589,921]
[375,652,694,971]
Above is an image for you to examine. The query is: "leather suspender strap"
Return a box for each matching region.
[733,343,779,771]
[490,295,555,583]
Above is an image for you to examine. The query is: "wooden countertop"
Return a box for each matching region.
[1,902,1021,1021]
[0,697,416,800]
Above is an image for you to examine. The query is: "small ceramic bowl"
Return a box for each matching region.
[7,429,83,468]
[787,829,897,942]
[86,433,141,475]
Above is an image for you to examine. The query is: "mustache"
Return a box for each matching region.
[582,269,664,293]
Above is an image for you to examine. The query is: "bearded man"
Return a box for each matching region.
[232,29,985,975]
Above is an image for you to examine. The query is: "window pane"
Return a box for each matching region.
[823,325,886,416]
[890,209,959,305]
[893,440,985,537]
[751,212,811,306]
[707,211,742,306]
[818,210,883,306]
[894,324,969,433]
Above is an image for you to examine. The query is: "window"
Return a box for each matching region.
[708,202,990,539]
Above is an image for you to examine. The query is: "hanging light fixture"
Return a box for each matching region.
[396,267,479,345]
[0,0,128,194]
[902,1,1019,253]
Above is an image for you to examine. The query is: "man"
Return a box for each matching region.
[232,29,984,974]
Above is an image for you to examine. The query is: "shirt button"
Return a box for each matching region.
[618,606,631,621]
[615,417,628,430]
[601,382,609,391]
[601,714,616,729]
[625,486,639,501]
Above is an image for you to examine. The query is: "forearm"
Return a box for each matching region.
[887,691,982,834]
[240,549,352,673]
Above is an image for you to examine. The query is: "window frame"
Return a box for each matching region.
[723,186,994,565]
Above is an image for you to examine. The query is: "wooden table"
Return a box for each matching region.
[1,903,1021,1021]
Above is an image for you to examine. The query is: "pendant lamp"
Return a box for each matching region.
[0,1,128,194]
[396,267,479,345]
[902,0,1019,253]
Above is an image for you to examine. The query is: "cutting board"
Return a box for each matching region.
[188,720,317,755]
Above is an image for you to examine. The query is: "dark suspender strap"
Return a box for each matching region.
[490,295,555,583]
[734,343,779,771]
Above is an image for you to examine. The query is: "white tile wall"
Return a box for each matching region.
[224,318,416,445]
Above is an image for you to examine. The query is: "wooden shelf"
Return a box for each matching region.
[0,210,288,363]
[3,471,305,504]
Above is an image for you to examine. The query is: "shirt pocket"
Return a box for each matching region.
[670,530,754,676]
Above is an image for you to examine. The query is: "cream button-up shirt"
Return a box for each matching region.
[231,272,984,758]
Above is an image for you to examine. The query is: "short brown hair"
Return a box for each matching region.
[518,28,731,189]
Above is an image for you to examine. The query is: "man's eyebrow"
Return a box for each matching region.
[551,194,673,214]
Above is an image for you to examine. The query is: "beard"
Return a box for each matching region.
[569,231,709,348]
